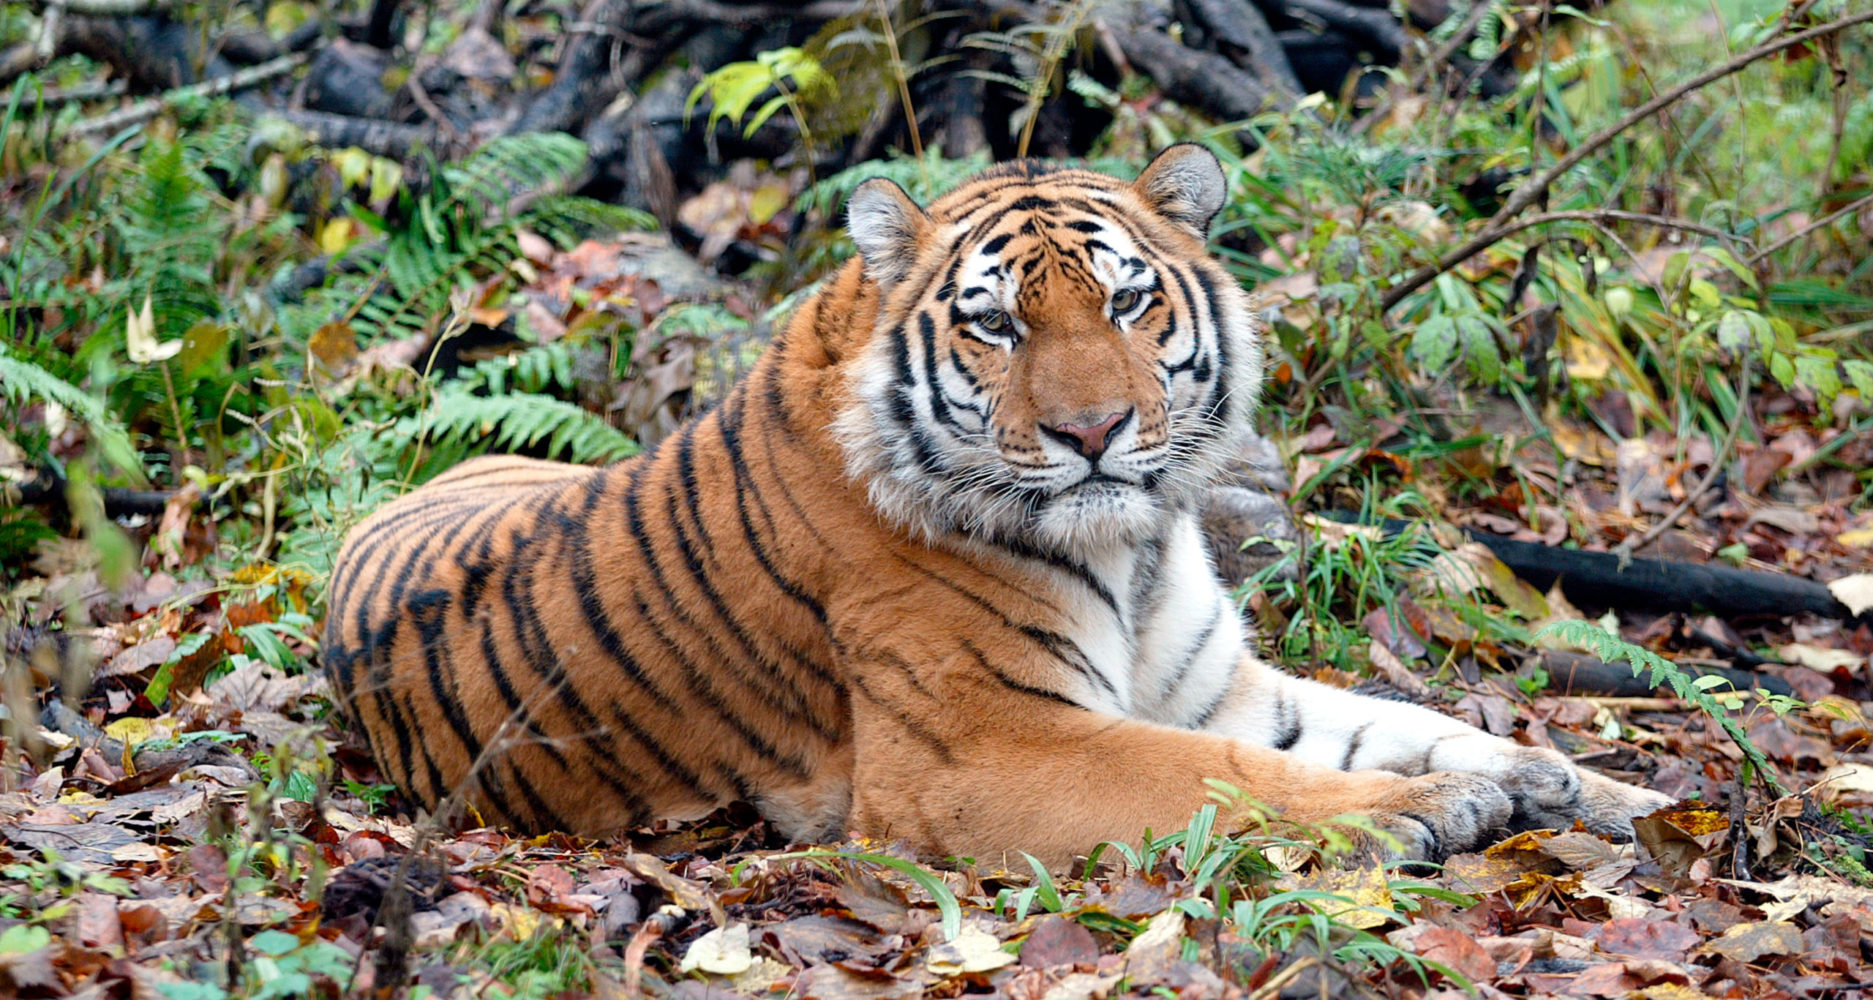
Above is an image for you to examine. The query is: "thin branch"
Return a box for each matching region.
[1484,209,1746,246]
[27,0,172,15]
[1379,8,1873,313]
[1744,191,1873,266]
[68,51,308,137]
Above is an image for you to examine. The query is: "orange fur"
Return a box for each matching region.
[323,150,1544,866]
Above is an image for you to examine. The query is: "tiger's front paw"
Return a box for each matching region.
[1357,772,1513,861]
[1496,746,1671,839]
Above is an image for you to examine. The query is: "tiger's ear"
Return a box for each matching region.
[847,178,931,288]
[1132,144,1227,238]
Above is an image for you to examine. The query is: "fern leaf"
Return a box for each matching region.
[0,343,144,479]
[398,387,637,466]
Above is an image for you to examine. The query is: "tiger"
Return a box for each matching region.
[321,145,1670,867]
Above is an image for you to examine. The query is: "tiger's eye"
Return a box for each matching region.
[1111,289,1142,314]
[979,311,1011,332]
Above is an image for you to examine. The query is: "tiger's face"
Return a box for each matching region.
[834,145,1263,554]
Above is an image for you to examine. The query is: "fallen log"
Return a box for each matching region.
[1469,531,1860,623]
[1320,512,1863,622]
[1537,650,1794,699]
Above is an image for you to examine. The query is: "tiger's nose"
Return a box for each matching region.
[1042,409,1130,461]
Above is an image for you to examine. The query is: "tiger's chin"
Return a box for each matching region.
[1029,481,1166,552]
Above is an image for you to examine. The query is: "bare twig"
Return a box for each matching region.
[1482,209,1746,247]
[1379,8,1873,313]
[69,51,308,137]
[1745,192,1873,266]
[34,78,129,107]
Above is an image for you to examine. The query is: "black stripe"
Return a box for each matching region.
[850,674,954,764]
[1272,693,1301,750]
[1341,723,1372,771]
[961,639,1081,708]
[1158,606,1222,698]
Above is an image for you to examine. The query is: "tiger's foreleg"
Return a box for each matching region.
[843,653,1513,869]
[1201,652,1672,837]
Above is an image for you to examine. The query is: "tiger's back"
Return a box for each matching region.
[322,410,860,838]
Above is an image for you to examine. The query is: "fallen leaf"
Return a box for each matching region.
[1812,763,1873,804]
[926,924,1015,976]
[1410,925,1494,983]
[1697,921,1801,962]
[1777,642,1865,672]
[1366,640,1433,699]
[1278,865,1394,929]
[681,923,752,975]
[1540,832,1627,871]
[1019,914,1099,969]
[1594,918,1697,962]
[1829,573,1873,616]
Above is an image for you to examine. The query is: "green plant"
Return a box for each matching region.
[1536,620,1786,793]
[287,133,653,347]
[686,47,832,149]
[963,0,1099,156]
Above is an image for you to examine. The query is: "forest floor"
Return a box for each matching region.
[4,0,1873,996]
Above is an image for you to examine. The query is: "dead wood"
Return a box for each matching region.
[1175,0,1304,99]
[1468,531,1862,623]
[1538,650,1795,699]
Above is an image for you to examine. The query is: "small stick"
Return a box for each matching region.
[69,51,309,137]
[1745,191,1873,266]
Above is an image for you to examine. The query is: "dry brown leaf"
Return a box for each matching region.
[1696,921,1801,962]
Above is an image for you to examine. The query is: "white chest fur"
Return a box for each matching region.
[983,515,1244,726]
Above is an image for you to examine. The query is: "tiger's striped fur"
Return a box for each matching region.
[323,146,1667,865]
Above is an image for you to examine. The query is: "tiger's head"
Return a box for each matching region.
[832,145,1263,555]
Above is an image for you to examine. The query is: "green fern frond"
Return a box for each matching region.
[1534,619,1784,793]
[463,340,583,396]
[398,387,637,466]
[442,133,591,220]
[0,342,144,479]
[519,196,656,246]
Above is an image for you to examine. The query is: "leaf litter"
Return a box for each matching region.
[5,225,1873,999]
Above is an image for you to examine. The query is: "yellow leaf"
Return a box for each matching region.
[747,184,789,225]
[1836,527,1873,548]
[368,156,403,205]
[104,716,161,748]
[308,322,359,370]
[1280,865,1394,929]
[487,902,549,940]
[332,147,371,189]
[1563,335,1612,380]
[318,218,356,256]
